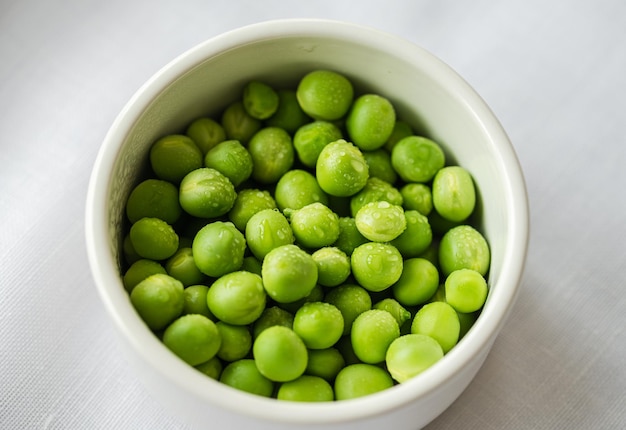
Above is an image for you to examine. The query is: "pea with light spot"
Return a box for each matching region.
[355,201,407,242]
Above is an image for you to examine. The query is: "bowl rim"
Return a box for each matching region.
[85,17,530,425]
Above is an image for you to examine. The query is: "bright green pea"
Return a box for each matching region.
[163,314,221,366]
[130,273,184,331]
[438,225,490,276]
[385,334,443,383]
[265,89,311,134]
[274,169,329,212]
[126,179,182,224]
[206,271,266,326]
[129,217,179,261]
[216,321,252,361]
[192,221,246,278]
[444,269,488,313]
[252,306,294,339]
[195,356,222,380]
[392,258,440,306]
[373,298,411,328]
[296,70,354,121]
[346,94,396,151]
[123,259,167,293]
[288,202,340,249]
[186,117,226,155]
[316,139,369,197]
[293,120,343,168]
[220,359,274,397]
[354,201,407,243]
[432,166,476,222]
[334,364,394,400]
[305,347,345,381]
[228,188,277,231]
[165,247,205,287]
[384,120,414,152]
[243,81,279,120]
[277,375,334,402]
[179,167,237,219]
[362,149,397,184]
[390,210,433,258]
[221,101,261,144]
[350,177,403,217]
[203,139,253,187]
[248,127,294,184]
[391,136,445,183]
[245,208,294,260]
[149,134,203,184]
[411,301,460,353]
[351,242,403,292]
[253,326,308,382]
[261,244,318,304]
[401,183,433,216]
[293,302,344,350]
[351,309,400,364]
[311,247,351,287]
[182,284,214,319]
[333,217,368,256]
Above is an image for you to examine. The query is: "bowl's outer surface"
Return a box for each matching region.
[86,19,529,430]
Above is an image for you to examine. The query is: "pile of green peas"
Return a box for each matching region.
[122,69,491,402]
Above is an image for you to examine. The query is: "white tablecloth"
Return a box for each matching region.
[2,0,625,428]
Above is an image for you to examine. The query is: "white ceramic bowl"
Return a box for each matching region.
[85,19,529,430]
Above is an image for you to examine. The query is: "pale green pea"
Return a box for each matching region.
[192,221,246,278]
[391,136,445,183]
[444,268,488,313]
[163,314,221,366]
[334,364,394,400]
[323,284,372,336]
[432,166,476,222]
[253,326,308,382]
[293,120,343,168]
[351,309,400,364]
[392,258,440,306]
[221,101,261,144]
[243,81,279,120]
[186,117,226,155]
[206,271,266,326]
[438,225,490,276]
[373,298,411,328]
[129,217,179,261]
[293,302,344,350]
[346,94,396,151]
[150,134,203,184]
[179,167,236,219]
[350,177,403,217]
[354,201,407,243]
[220,359,274,397]
[130,273,184,331]
[123,259,167,293]
[311,246,351,287]
[245,208,294,260]
[411,301,460,353]
[390,210,433,258]
[277,375,334,402]
[216,321,252,361]
[261,244,318,304]
[401,183,433,216]
[203,139,253,187]
[126,179,182,225]
[288,202,340,249]
[274,169,328,212]
[316,139,369,197]
[296,69,354,121]
[351,242,403,292]
[248,127,294,184]
[385,334,443,383]
[228,188,277,232]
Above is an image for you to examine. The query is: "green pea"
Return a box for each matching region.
[311,247,351,287]
[277,284,324,314]
[351,309,400,364]
[245,208,294,260]
[334,364,394,400]
[355,201,407,243]
[228,188,277,232]
[373,298,411,328]
[129,217,179,261]
[305,347,345,381]
[192,221,246,278]
[182,284,214,320]
[123,234,140,266]
[428,209,463,236]
[293,120,343,168]
[240,255,263,276]
[248,127,294,184]
[149,134,203,184]
[203,139,253,187]
[392,258,440,306]
[207,271,265,326]
[220,359,274,397]
[242,81,279,120]
[253,326,308,382]
[123,259,167,293]
[351,242,403,292]
[390,210,433,258]
[265,89,311,134]
[316,139,369,197]
[274,169,329,212]
[334,335,360,365]
[333,217,368,256]
[346,94,396,151]
[165,247,205,287]
[277,375,334,402]
[186,117,226,155]
[391,136,445,183]
[288,202,340,249]
[401,183,433,216]
[293,302,344,350]
[411,301,460,353]
[252,306,294,339]
[179,167,237,219]
[195,356,223,380]
[261,244,318,304]
[350,177,403,218]
[385,334,443,383]
[126,179,182,225]
[130,273,184,331]
[221,101,261,144]
[438,225,490,276]
[384,120,414,152]
[432,166,476,222]
[296,70,354,121]
[444,269,488,313]
[362,149,397,184]
[163,314,221,366]
[216,321,252,361]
